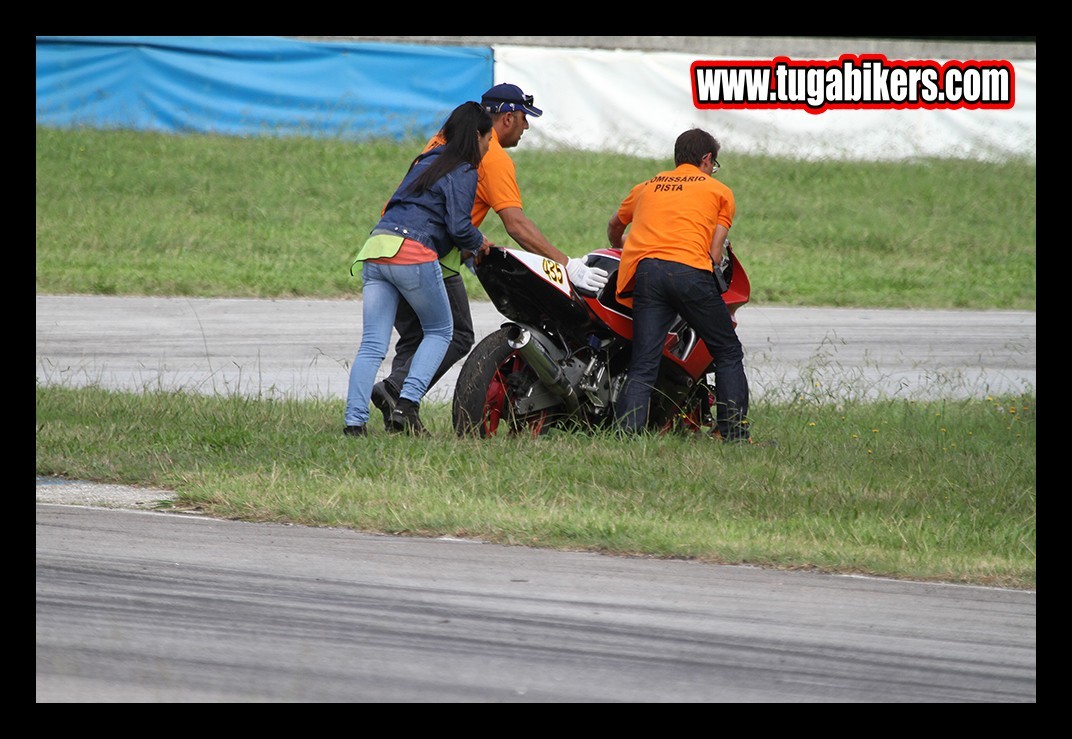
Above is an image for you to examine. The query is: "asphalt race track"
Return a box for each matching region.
[35,295,1036,404]
[36,504,1035,702]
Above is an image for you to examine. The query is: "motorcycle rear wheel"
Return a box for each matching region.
[452,328,552,438]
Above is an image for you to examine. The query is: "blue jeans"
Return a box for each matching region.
[386,272,474,395]
[615,258,750,439]
[345,260,453,427]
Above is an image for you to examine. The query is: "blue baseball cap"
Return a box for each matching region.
[481,83,543,117]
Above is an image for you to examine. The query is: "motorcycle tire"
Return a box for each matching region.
[452,328,552,438]
[652,377,716,434]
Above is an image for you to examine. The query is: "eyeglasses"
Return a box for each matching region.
[708,153,721,174]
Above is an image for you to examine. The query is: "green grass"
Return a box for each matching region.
[35,385,1035,589]
[36,126,1036,309]
[35,125,1036,589]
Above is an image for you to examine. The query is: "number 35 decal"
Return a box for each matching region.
[542,259,565,284]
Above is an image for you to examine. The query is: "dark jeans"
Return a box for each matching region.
[615,258,750,439]
[386,272,475,394]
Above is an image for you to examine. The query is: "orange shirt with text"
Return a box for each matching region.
[613,163,735,307]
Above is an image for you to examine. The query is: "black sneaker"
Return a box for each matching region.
[343,425,367,437]
[387,397,426,436]
[371,381,399,431]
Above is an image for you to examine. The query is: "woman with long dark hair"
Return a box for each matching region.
[344,102,494,436]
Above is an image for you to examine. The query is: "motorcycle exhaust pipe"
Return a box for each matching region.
[505,324,581,413]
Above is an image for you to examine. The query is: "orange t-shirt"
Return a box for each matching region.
[613,163,735,307]
[423,128,522,227]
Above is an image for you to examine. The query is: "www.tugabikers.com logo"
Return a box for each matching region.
[691,54,1015,114]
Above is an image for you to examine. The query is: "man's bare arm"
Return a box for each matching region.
[607,215,627,249]
[497,207,569,264]
[710,225,729,264]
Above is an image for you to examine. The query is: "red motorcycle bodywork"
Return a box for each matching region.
[574,247,750,377]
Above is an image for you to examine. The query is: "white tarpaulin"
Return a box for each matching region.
[494,45,1036,162]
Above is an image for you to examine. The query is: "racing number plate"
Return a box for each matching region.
[502,249,572,297]
[542,259,565,285]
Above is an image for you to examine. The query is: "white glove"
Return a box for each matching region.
[566,258,609,293]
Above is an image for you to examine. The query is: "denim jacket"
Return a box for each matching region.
[373,147,484,259]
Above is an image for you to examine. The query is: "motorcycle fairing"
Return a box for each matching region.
[475,248,591,328]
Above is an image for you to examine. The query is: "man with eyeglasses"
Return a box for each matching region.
[371,83,609,429]
[607,128,753,443]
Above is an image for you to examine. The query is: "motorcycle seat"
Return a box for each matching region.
[597,269,633,316]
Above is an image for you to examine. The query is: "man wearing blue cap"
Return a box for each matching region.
[371,83,609,429]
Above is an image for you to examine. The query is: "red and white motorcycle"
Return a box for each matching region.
[452,244,751,437]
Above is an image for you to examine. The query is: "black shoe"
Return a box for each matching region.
[371,381,399,431]
[387,397,426,436]
[343,425,367,437]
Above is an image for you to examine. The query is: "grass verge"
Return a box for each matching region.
[36,384,1036,590]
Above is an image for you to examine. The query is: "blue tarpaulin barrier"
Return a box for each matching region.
[35,36,494,140]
